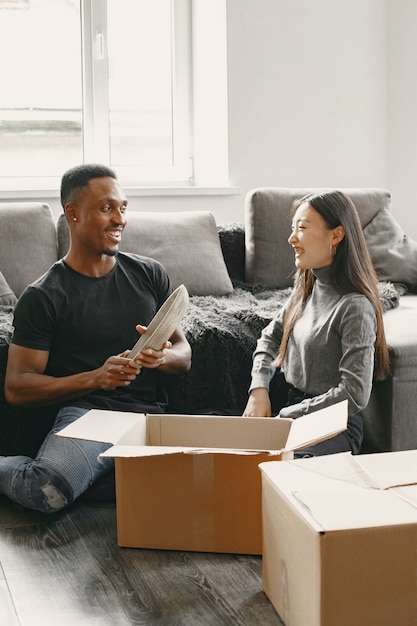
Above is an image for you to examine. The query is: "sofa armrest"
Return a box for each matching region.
[362,294,417,452]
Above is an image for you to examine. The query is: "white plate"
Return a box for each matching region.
[129,284,189,358]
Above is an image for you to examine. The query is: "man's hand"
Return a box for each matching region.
[130,324,174,371]
[94,351,142,390]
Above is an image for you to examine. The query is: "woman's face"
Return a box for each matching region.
[288,202,342,270]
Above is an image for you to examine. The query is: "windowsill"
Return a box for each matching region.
[0,185,241,200]
[125,185,241,197]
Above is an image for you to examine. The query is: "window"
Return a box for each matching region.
[0,0,228,192]
[0,0,83,185]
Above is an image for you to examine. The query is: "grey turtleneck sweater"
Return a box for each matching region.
[249,266,377,418]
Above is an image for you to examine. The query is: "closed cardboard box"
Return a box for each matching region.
[260,450,417,626]
[59,401,347,554]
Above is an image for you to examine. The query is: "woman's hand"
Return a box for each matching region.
[242,388,272,418]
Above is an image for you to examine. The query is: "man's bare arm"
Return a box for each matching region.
[5,344,142,408]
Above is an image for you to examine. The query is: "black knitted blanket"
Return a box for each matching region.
[0,305,14,394]
[166,280,402,413]
[0,280,402,415]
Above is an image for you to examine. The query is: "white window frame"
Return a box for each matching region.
[82,0,193,185]
[0,0,233,197]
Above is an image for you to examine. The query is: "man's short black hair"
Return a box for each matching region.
[60,163,117,208]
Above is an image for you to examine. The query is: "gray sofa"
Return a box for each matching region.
[0,187,416,456]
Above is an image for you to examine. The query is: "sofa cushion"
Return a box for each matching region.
[363,208,417,293]
[57,211,233,296]
[245,187,391,288]
[0,202,58,297]
[0,272,17,306]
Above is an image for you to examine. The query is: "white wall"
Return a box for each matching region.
[386,0,417,238]
[227,0,387,207]
[45,0,417,239]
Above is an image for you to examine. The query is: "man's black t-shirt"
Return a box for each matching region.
[12,252,172,413]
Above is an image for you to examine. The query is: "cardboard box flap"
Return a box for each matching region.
[100,445,193,458]
[292,484,417,530]
[147,413,294,451]
[292,449,417,490]
[260,460,417,531]
[57,409,147,445]
[352,449,417,489]
[283,400,348,451]
[100,445,273,459]
[57,403,347,459]
[391,484,417,509]
[58,410,295,452]
[292,451,375,488]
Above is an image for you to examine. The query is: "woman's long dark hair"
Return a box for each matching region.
[275,190,390,380]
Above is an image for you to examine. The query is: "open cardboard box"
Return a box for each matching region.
[58,400,347,554]
[260,450,417,626]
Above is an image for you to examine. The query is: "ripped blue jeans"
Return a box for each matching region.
[0,406,114,513]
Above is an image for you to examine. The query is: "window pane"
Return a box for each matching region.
[106,0,174,167]
[0,0,82,178]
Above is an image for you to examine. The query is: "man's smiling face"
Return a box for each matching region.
[72,176,128,257]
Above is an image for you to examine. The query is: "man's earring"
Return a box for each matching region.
[73,217,77,222]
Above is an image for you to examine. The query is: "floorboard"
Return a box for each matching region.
[0,497,283,625]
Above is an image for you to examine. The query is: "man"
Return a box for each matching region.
[1,163,191,513]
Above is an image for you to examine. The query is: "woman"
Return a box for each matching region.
[243,190,390,457]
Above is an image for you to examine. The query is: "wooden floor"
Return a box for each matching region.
[0,496,284,626]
